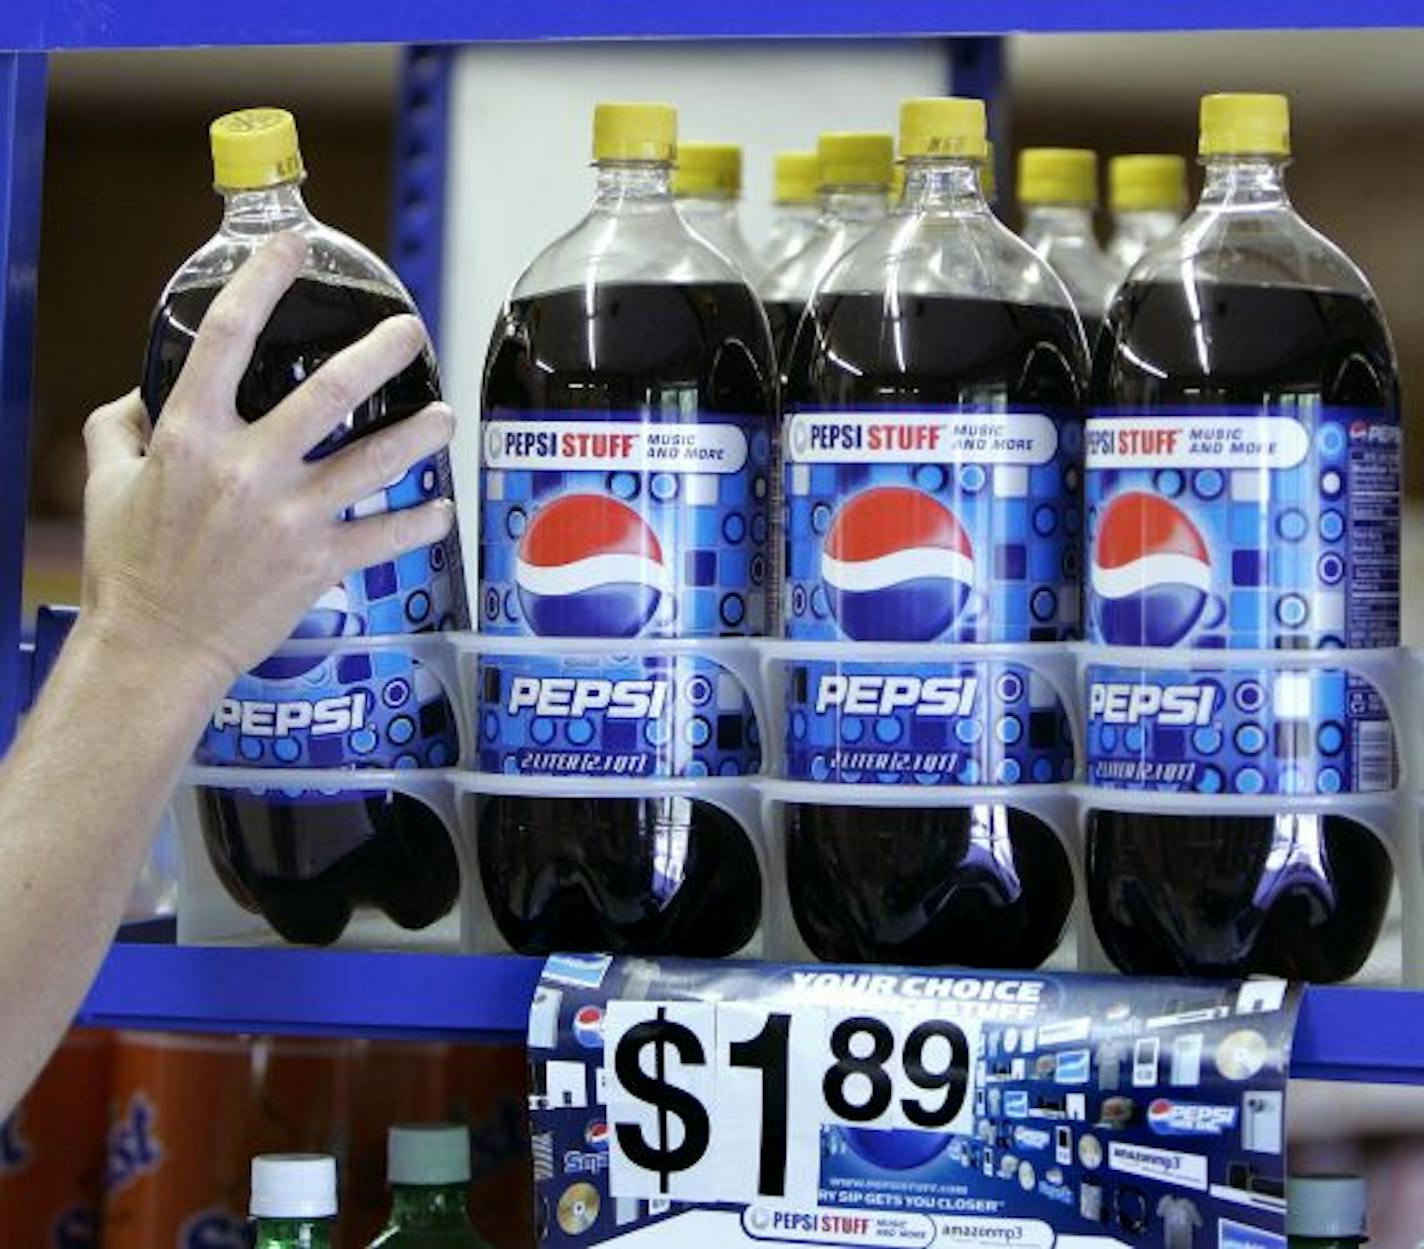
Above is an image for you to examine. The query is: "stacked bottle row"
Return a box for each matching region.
[156,92,1399,983]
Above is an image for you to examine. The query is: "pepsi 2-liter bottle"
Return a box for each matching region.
[143,109,467,945]
[782,97,1086,967]
[1086,94,1400,979]
[478,103,778,956]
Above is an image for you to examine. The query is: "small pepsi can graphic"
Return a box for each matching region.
[1085,93,1398,981]
[779,98,1085,969]
[475,103,776,958]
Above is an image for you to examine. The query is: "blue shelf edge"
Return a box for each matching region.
[7,0,1424,49]
[79,943,1424,1081]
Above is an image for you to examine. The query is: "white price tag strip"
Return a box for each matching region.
[526,957,1301,1249]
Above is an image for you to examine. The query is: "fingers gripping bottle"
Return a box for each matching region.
[674,142,765,282]
[1086,94,1400,979]
[760,131,893,365]
[142,109,467,945]
[763,151,820,271]
[781,98,1087,967]
[1106,154,1187,274]
[1018,148,1118,344]
[251,1155,337,1249]
[478,103,778,955]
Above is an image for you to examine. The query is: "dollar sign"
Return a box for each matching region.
[614,1007,711,1193]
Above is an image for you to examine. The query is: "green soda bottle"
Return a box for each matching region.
[367,1125,491,1247]
[251,1154,338,1249]
[1288,1175,1368,1249]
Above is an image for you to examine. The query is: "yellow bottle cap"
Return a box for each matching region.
[890,163,905,201]
[1018,148,1098,206]
[818,132,894,188]
[210,108,304,190]
[1199,93,1290,157]
[674,142,742,196]
[898,97,988,160]
[1109,154,1188,213]
[592,102,676,162]
[774,150,819,204]
[983,140,997,202]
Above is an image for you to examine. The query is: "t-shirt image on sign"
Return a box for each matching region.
[525,958,1301,1249]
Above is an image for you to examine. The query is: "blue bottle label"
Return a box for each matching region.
[477,652,760,778]
[1084,406,1400,793]
[785,658,1074,785]
[1086,663,1396,794]
[194,452,466,773]
[478,412,772,779]
[781,407,1081,785]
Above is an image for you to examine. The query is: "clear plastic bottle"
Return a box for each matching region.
[478,103,777,956]
[762,150,820,270]
[251,1154,336,1249]
[367,1126,489,1248]
[983,139,998,208]
[1287,1176,1368,1249]
[1086,94,1399,980]
[1018,148,1118,343]
[780,98,1087,967]
[674,141,764,282]
[760,130,893,363]
[142,107,466,946]
[1106,154,1186,273]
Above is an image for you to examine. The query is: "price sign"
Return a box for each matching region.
[604,1001,978,1205]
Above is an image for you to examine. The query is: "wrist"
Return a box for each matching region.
[68,611,236,710]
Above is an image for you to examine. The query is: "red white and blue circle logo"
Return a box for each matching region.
[572,1004,605,1049]
[1092,492,1211,646]
[516,495,667,638]
[821,487,974,642]
[584,1120,610,1151]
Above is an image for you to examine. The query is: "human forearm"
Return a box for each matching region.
[0,617,227,1113]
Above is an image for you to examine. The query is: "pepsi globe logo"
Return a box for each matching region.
[841,1126,952,1171]
[573,1004,605,1049]
[585,1120,610,1151]
[251,583,364,681]
[821,487,974,642]
[516,494,667,637]
[1092,492,1211,646]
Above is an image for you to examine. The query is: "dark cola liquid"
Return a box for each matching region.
[1089,280,1398,979]
[763,298,804,372]
[481,281,775,956]
[785,291,1085,967]
[144,275,459,946]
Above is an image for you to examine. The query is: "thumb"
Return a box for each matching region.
[83,390,151,471]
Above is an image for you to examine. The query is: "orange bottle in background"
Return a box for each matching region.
[101,1031,253,1249]
[0,1029,111,1248]
[452,1042,535,1249]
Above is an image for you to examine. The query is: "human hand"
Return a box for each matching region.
[79,232,456,695]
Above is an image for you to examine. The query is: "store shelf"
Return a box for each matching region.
[5,0,1424,50]
[77,939,1424,1081]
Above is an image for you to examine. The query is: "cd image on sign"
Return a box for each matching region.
[1215,1029,1269,1080]
[558,1182,601,1235]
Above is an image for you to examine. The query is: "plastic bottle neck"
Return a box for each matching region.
[819,185,889,225]
[253,1216,332,1248]
[219,180,313,236]
[678,193,739,222]
[1111,208,1180,242]
[901,159,989,214]
[1022,203,1098,243]
[387,1183,476,1230]
[593,161,675,213]
[1198,155,1291,211]
[774,201,819,222]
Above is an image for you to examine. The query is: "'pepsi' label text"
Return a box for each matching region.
[196,454,466,777]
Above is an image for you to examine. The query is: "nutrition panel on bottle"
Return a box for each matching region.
[780,97,1087,969]
[145,108,466,946]
[476,103,777,958]
[1084,93,1400,981]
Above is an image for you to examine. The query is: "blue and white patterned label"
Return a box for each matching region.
[785,658,1073,785]
[477,652,760,778]
[478,412,773,778]
[195,452,466,775]
[1085,407,1399,793]
[782,407,1080,785]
